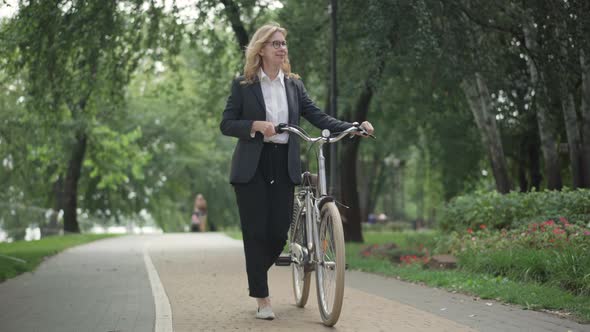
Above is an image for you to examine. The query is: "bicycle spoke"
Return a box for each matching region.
[290,200,310,307]
[319,213,338,314]
[294,220,305,296]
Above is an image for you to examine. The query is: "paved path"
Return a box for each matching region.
[0,236,154,332]
[0,233,588,332]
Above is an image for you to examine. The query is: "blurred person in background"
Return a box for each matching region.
[190,193,207,232]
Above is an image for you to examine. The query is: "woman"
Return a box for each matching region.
[220,22,374,320]
[190,194,207,232]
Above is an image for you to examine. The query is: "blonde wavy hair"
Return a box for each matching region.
[241,22,299,85]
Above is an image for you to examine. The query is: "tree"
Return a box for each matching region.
[461,73,512,193]
[0,1,182,232]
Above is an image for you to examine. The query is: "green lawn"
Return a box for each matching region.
[0,234,118,282]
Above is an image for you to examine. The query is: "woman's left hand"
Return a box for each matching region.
[356,121,374,136]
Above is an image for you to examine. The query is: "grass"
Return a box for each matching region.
[346,231,590,323]
[458,247,590,295]
[224,229,242,241]
[0,234,118,282]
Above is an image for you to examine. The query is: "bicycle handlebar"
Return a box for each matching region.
[275,122,375,143]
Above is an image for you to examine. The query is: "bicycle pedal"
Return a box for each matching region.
[275,254,292,266]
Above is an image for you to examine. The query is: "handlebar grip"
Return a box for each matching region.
[354,123,376,139]
[275,123,287,133]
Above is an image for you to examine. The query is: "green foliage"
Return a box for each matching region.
[0,1,187,231]
[85,125,149,190]
[439,189,590,232]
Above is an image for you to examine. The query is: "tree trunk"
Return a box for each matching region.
[42,175,64,237]
[580,50,590,187]
[518,140,528,192]
[358,160,369,226]
[460,73,512,193]
[63,132,87,233]
[415,147,426,223]
[528,136,542,190]
[220,0,250,51]
[340,85,374,242]
[339,48,386,242]
[518,163,528,192]
[340,141,363,242]
[555,30,585,188]
[367,154,386,218]
[384,172,396,220]
[561,91,584,188]
[523,23,562,190]
[397,162,406,220]
[359,151,387,224]
[518,124,542,192]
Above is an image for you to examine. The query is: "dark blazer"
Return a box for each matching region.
[220,75,352,185]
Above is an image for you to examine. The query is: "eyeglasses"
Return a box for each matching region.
[265,40,288,49]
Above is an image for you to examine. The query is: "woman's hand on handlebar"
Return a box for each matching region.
[355,121,375,137]
[252,121,276,137]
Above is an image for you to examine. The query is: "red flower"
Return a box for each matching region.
[467,228,473,234]
[479,224,487,230]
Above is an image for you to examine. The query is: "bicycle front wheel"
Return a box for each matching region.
[290,199,311,307]
[315,202,345,326]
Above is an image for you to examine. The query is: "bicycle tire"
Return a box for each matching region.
[315,202,345,326]
[290,199,311,307]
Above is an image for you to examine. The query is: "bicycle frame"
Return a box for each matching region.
[278,124,361,266]
[279,122,371,326]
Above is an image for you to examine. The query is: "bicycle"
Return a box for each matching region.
[274,122,373,327]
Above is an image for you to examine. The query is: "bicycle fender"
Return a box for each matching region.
[317,196,335,211]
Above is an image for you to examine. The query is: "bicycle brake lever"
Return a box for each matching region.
[357,128,376,139]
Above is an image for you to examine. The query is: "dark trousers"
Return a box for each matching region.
[233,143,294,298]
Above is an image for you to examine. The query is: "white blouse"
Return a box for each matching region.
[259,68,289,144]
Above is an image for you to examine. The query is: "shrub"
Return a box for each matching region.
[438,188,590,232]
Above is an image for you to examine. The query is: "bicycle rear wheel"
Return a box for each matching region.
[315,202,345,326]
[290,199,311,307]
